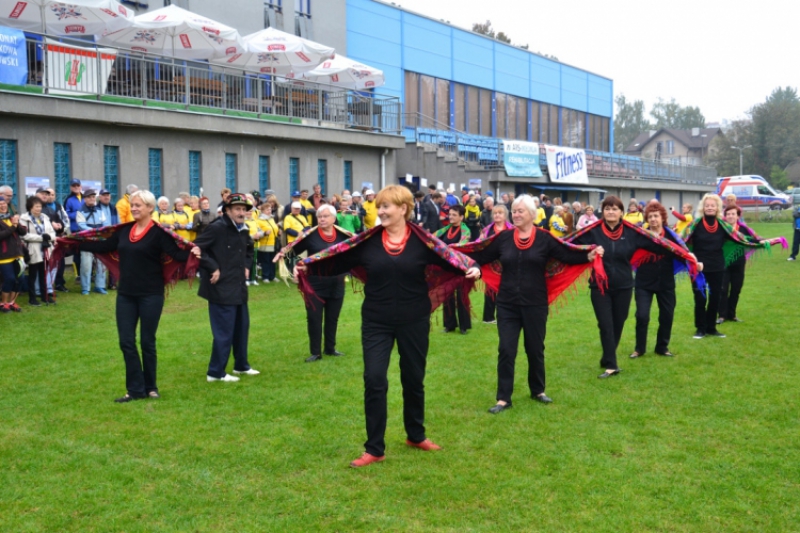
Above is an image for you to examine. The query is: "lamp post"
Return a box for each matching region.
[731,145,752,176]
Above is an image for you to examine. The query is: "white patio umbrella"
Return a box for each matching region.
[98,4,243,60]
[300,55,385,90]
[213,27,334,75]
[0,0,134,35]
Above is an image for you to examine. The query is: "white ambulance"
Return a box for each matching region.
[715,175,790,211]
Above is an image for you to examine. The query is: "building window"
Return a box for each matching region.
[404,71,420,119]
[420,75,435,124]
[666,140,675,154]
[225,153,238,191]
[258,155,270,194]
[294,0,310,38]
[343,160,352,192]
[54,142,71,203]
[264,0,282,28]
[0,140,18,201]
[289,157,299,192]
[148,148,162,198]
[317,159,327,196]
[189,151,202,197]
[103,146,119,201]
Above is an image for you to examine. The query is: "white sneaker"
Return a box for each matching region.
[251,280,259,286]
[245,281,252,286]
[233,368,260,376]
[207,374,240,382]
[788,257,796,261]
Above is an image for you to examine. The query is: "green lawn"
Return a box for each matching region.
[2,223,798,532]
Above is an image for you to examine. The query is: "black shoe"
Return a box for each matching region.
[716,317,725,325]
[108,284,117,291]
[707,330,726,338]
[655,350,675,357]
[46,294,56,305]
[730,317,742,323]
[532,393,553,404]
[443,328,455,333]
[488,402,512,414]
[305,354,322,362]
[56,286,69,293]
[629,351,642,359]
[459,329,468,335]
[28,298,42,307]
[324,350,345,356]
[598,369,621,379]
[114,394,143,403]
[693,330,706,339]
[148,391,161,399]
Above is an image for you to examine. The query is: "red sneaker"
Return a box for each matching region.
[349,452,385,468]
[405,438,442,451]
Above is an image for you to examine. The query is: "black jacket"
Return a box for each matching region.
[421,199,441,233]
[194,214,253,305]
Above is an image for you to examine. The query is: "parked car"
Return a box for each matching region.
[783,188,800,205]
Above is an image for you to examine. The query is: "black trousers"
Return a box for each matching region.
[258,250,276,281]
[361,316,430,457]
[590,287,632,370]
[443,289,471,332]
[634,288,675,354]
[207,302,251,378]
[791,228,800,259]
[116,293,164,397]
[27,262,46,300]
[693,270,724,334]
[306,296,344,355]
[482,293,496,322]
[55,257,66,288]
[719,263,745,320]
[496,303,548,402]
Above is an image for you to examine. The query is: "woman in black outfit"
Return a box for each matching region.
[466,195,600,413]
[688,194,728,339]
[299,185,480,468]
[284,204,349,362]
[717,204,751,325]
[630,202,680,359]
[572,196,684,378]
[78,190,197,402]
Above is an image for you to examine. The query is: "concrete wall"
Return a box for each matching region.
[136,1,266,37]
[312,0,348,56]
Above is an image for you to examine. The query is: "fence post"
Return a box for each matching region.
[256,78,263,116]
[96,43,102,100]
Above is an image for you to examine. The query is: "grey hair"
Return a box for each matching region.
[0,185,12,194]
[157,196,170,206]
[341,194,352,201]
[125,184,139,195]
[554,205,564,215]
[572,202,582,210]
[511,194,538,217]
[531,196,540,207]
[174,197,184,205]
[317,204,337,218]
[131,190,156,210]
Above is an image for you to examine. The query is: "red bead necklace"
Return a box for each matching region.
[446,224,461,241]
[513,227,536,250]
[129,220,154,243]
[601,222,623,241]
[382,225,412,256]
[319,227,337,243]
[702,217,718,233]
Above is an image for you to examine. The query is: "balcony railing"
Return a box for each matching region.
[403,114,717,184]
[9,32,401,135]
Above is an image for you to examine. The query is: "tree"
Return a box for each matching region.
[769,164,790,191]
[749,86,800,182]
[613,94,651,152]
[471,20,496,39]
[707,119,755,176]
[649,98,705,129]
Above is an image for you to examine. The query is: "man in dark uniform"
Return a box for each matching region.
[194,193,260,382]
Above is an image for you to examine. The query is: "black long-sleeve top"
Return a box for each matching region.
[635,230,679,292]
[307,229,468,324]
[292,229,347,299]
[466,229,590,307]
[79,224,189,296]
[573,222,671,290]
[690,216,730,273]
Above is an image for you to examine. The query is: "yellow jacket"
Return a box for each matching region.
[300,199,314,225]
[255,217,279,249]
[172,210,192,241]
[675,213,693,235]
[549,215,567,237]
[363,200,378,229]
[534,207,546,226]
[283,212,309,243]
[152,210,176,227]
[116,195,133,223]
[464,204,481,224]
[623,211,643,225]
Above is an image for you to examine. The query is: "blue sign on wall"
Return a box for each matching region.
[0,26,27,86]
[503,141,543,178]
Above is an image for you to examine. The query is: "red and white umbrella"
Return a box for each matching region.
[0,0,134,35]
[214,27,334,75]
[299,55,385,90]
[98,4,243,60]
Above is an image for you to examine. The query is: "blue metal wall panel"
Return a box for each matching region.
[103,146,119,201]
[225,153,237,191]
[189,151,201,197]
[588,75,613,116]
[529,55,561,105]
[560,65,588,112]
[289,157,299,193]
[259,155,270,194]
[0,140,18,200]
[494,45,530,98]
[54,143,71,203]
[317,159,327,195]
[148,148,162,198]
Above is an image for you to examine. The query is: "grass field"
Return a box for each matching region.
[2,222,798,532]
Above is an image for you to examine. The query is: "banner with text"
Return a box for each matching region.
[45,39,117,96]
[545,145,588,184]
[0,26,27,85]
[502,140,542,178]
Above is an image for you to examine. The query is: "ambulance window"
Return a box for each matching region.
[757,185,772,195]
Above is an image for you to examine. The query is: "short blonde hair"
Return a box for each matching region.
[511,194,538,217]
[317,204,337,218]
[375,185,414,221]
[131,190,156,210]
[696,193,723,218]
[553,205,564,215]
[491,204,508,218]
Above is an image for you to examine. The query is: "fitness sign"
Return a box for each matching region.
[545,145,588,184]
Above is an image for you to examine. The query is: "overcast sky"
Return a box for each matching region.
[392,0,799,123]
